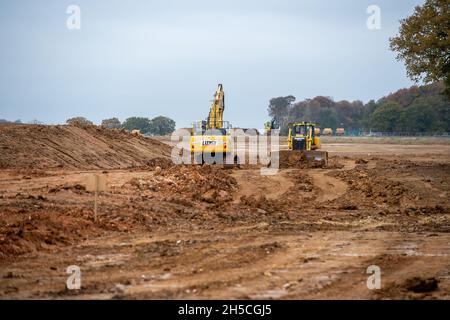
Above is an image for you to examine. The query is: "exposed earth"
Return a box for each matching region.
[0,124,449,299]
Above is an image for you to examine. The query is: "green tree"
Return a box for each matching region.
[101,117,122,129]
[402,98,440,133]
[122,117,151,133]
[148,116,176,135]
[66,117,93,126]
[404,95,449,133]
[267,82,449,134]
[369,101,404,132]
[432,95,450,132]
[362,100,378,129]
[390,0,450,98]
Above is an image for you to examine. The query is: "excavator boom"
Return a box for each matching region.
[207,84,225,129]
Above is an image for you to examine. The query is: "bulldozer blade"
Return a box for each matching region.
[278,150,329,168]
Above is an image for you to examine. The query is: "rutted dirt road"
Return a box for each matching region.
[0,127,449,299]
[308,170,348,203]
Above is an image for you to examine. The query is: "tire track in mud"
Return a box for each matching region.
[308,170,348,203]
[3,218,450,299]
[231,169,294,202]
[230,159,356,204]
[306,158,372,203]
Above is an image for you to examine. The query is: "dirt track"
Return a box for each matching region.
[0,126,449,299]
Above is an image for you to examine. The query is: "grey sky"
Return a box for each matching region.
[0,0,424,129]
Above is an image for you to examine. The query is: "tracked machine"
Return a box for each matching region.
[190,84,238,166]
[264,119,279,135]
[284,121,328,164]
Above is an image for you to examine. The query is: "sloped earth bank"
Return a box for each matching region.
[0,141,450,299]
[0,124,171,170]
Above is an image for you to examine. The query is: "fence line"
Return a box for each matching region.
[338,131,450,137]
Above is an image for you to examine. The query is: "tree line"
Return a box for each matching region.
[268,82,449,135]
[268,0,449,135]
[66,116,176,136]
[0,116,176,136]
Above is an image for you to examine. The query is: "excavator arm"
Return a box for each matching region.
[207,84,225,129]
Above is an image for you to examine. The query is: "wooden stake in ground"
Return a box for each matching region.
[85,174,108,222]
[94,175,98,222]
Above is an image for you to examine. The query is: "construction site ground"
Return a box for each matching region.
[0,125,449,299]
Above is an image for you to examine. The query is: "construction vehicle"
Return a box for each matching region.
[286,121,328,163]
[322,128,333,136]
[130,129,142,136]
[314,127,321,136]
[190,84,238,166]
[336,128,345,136]
[264,119,279,135]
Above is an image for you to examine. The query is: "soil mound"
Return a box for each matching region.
[0,124,171,170]
[125,164,237,203]
[279,150,326,169]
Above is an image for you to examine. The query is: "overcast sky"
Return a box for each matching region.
[0,0,424,129]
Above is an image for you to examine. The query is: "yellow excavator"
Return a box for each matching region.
[286,121,328,164]
[190,84,238,165]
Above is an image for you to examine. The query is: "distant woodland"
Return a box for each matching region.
[268,82,450,135]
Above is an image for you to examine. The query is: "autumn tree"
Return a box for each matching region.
[267,82,449,134]
[390,0,450,98]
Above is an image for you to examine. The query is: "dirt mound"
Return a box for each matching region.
[239,195,284,213]
[331,166,415,207]
[142,157,175,170]
[0,198,150,260]
[374,275,440,299]
[405,277,439,293]
[0,124,171,170]
[0,209,97,258]
[355,158,368,164]
[124,165,237,204]
[278,150,326,169]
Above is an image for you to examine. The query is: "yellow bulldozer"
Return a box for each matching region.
[286,121,328,164]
